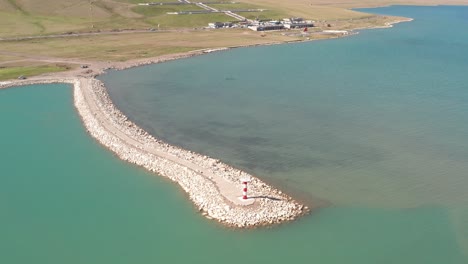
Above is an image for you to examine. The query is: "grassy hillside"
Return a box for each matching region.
[1,0,467,38]
[0,0,148,37]
[0,0,381,37]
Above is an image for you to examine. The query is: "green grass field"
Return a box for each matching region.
[208,3,262,11]
[0,65,70,80]
[239,10,288,21]
[131,4,234,28]
[148,13,235,28]
[132,4,204,16]
[208,2,288,20]
[0,0,379,37]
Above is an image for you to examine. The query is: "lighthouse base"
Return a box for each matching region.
[237,196,255,205]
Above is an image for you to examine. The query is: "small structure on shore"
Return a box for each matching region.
[208,22,234,28]
[241,177,251,199]
[247,18,314,31]
[283,18,314,29]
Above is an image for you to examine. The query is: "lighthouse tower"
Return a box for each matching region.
[240,177,251,200]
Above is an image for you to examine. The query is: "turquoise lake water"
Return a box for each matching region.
[2,5,468,264]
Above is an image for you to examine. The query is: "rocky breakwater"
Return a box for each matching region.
[73,77,308,228]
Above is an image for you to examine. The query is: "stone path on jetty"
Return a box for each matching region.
[79,78,254,206]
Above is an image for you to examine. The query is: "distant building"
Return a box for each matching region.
[290,17,304,22]
[283,18,314,29]
[208,22,233,28]
[248,23,284,31]
[207,16,314,31]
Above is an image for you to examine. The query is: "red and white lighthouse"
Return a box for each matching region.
[241,177,251,200]
[242,181,248,199]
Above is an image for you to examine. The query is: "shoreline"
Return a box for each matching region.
[365,17,414,29]
[100,19,415,73]
[0,16,414,227]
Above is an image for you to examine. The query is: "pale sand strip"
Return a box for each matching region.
[1,77,307,227]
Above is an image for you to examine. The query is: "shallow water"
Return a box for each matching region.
[3,85,465,263]
[102,6,468,207]
[1,5,468,264]
[101,5,468,261]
